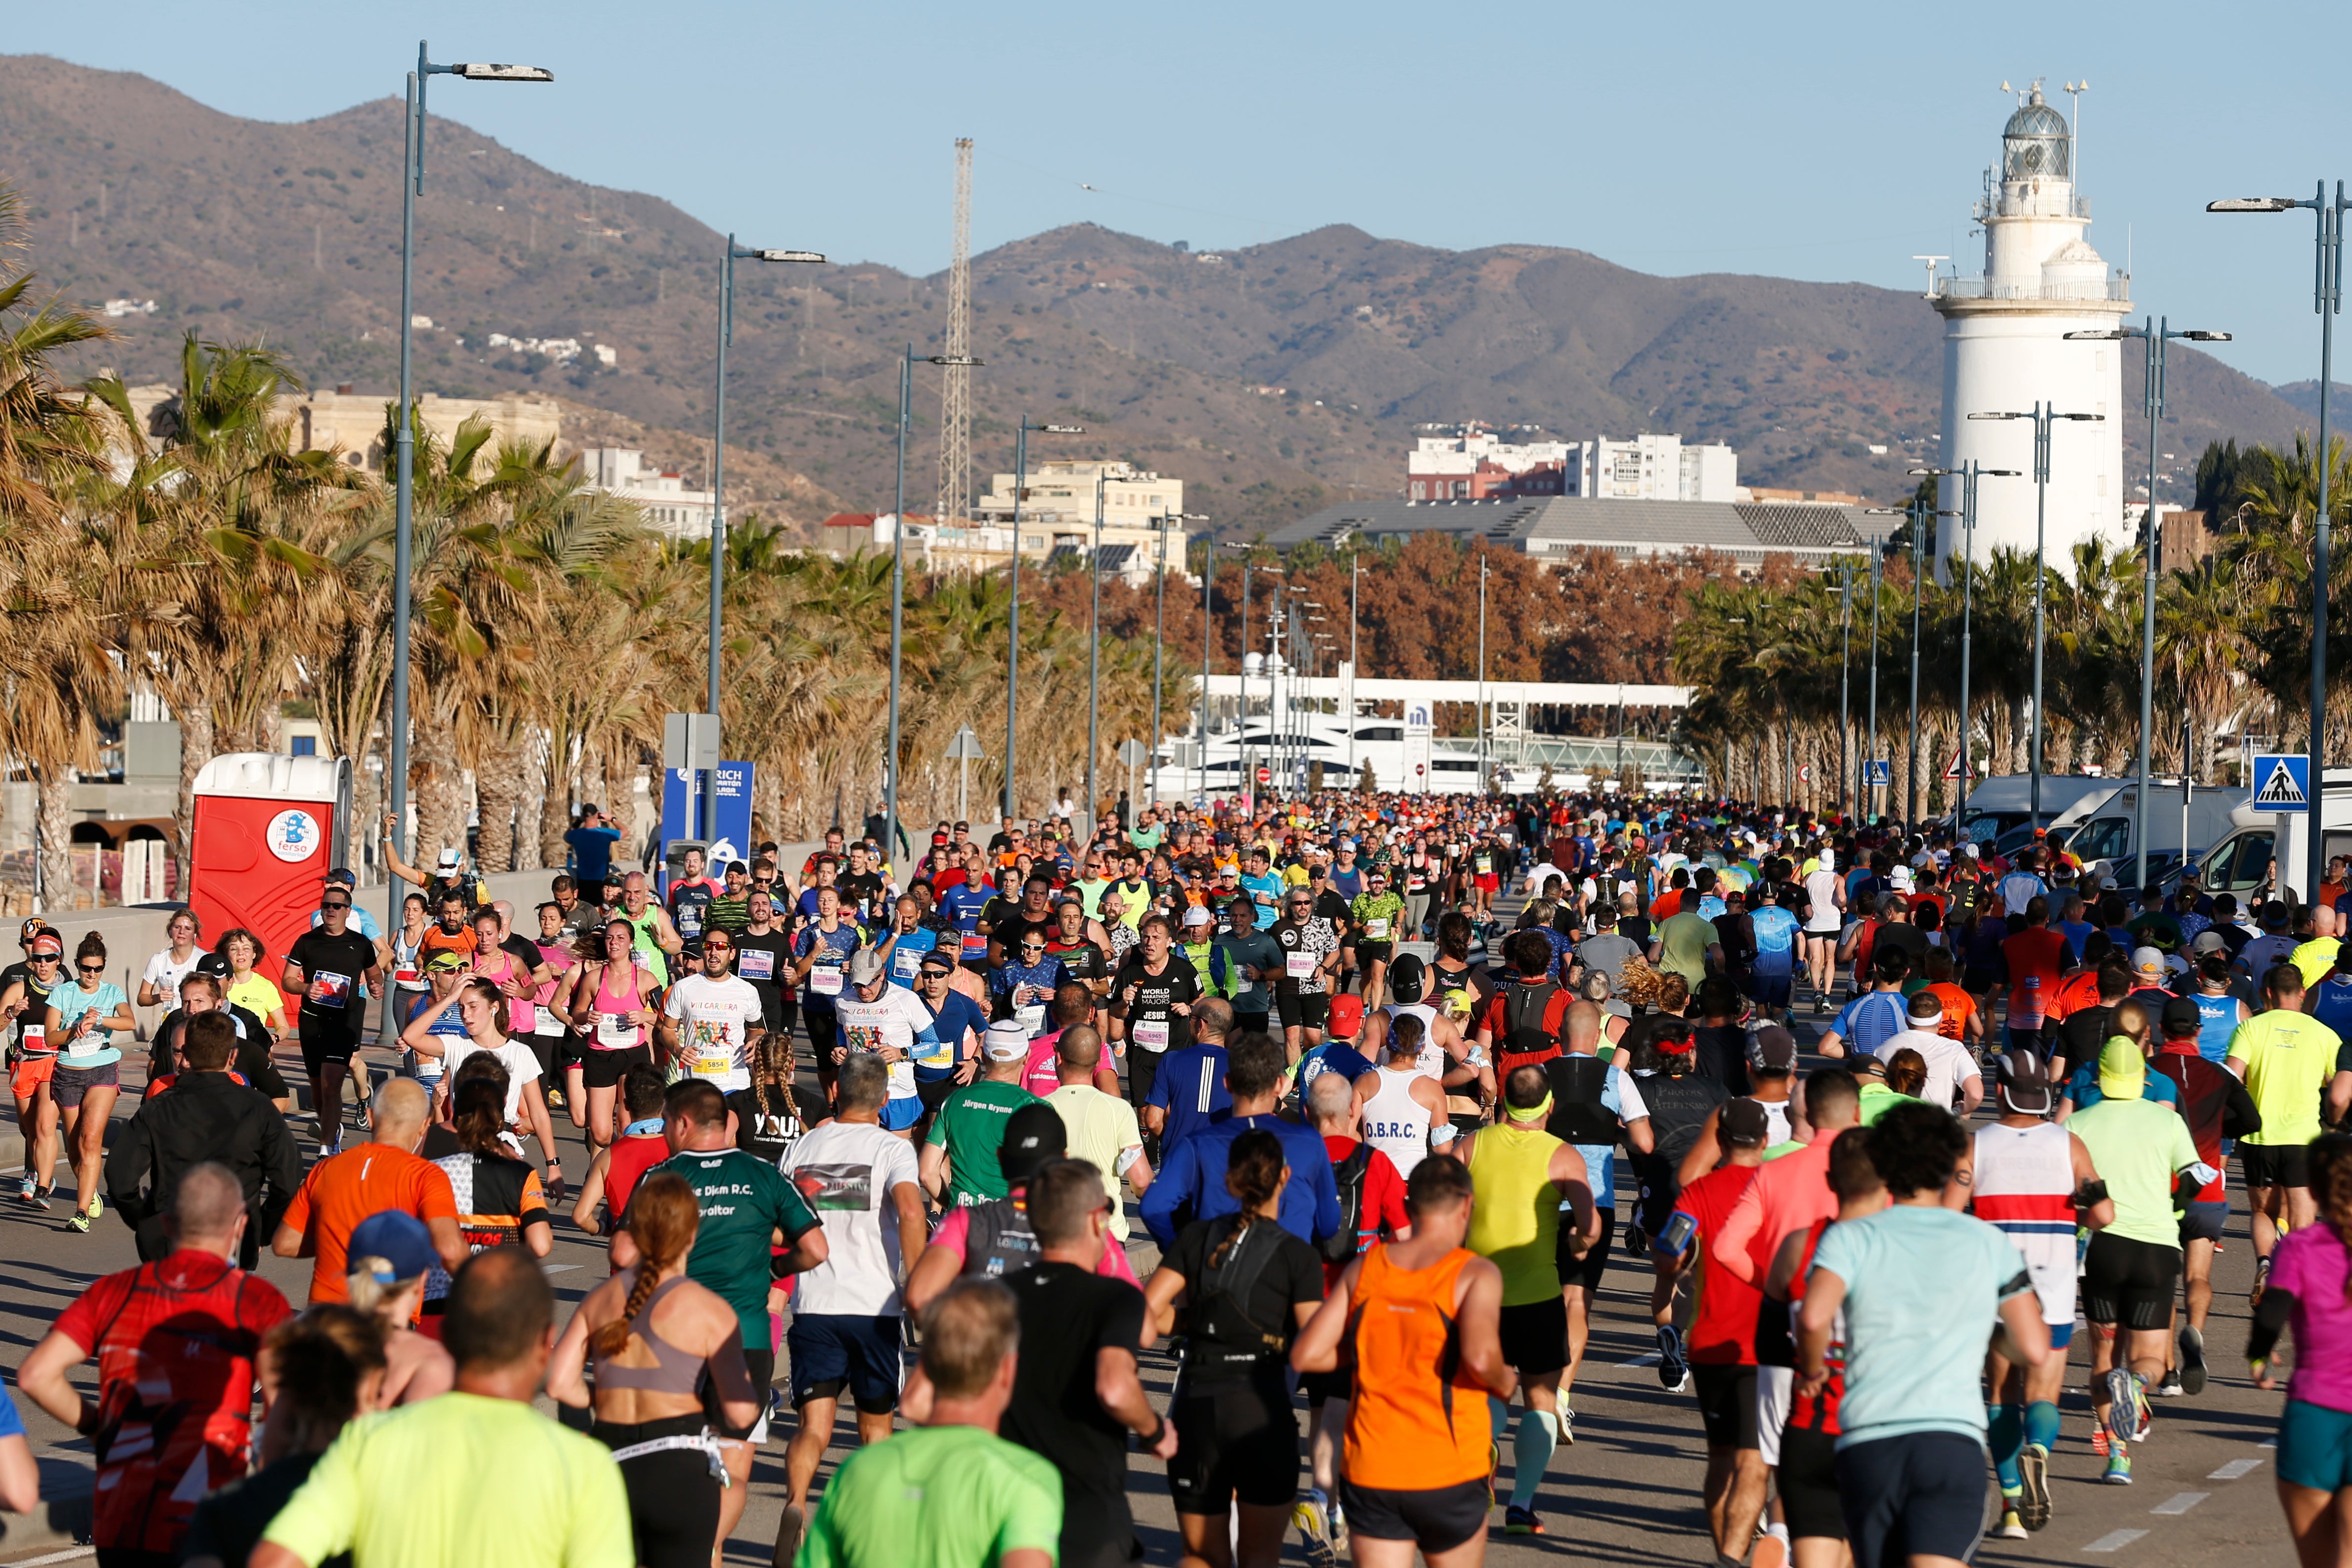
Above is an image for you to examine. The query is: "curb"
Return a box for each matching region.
[0,1485,91,1563]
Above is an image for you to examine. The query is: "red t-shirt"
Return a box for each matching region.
[1783,1221,1844,1435]
[1674,1162,1765,1365]
[605,1132,672,1238]
[2045,969,2103,1022]
[1322,1133,1410,1289]
[56,1251,293,1554]
[1476,982,1574,1072]
[2001,928,2070,1027]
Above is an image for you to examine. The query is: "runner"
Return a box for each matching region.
[659,931,767,1131]
[2226,964,2352,1292]
[1351,869,1406,1010]
[1352,1012,1454,1182]
[1273,887,1341,1060]
[923,1021,1043,1207]
[567,1064,673,1258]
[778,1052,928,1558]
[1290,1156,1515,1568]
[1797,1103,2048,1566]
[270,1079,466,1303]
[2149,995,2263,1398]
[282,893,383,1158]
[42,932,134,1233]
[1142,1128,1327,1568]
[2068,1038,2208,1481]
[792,888,865,1105]
[830,947,941,1133]
[2246,1132,2352,1567]
[1459,1066,1598,1534]
[641,1080,829,1550]
[17,1163,293,1565]
[1971,1048,2110,1528]
[560,919,662,1157]
[1801,850,1844,1013]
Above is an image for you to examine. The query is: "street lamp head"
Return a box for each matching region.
[1907,467,1956,477]
[754,249,826,264]
[2208,197,2300,213]
[1041,423,1086,434]
[1983,469,2023,477]
[2063,329,2129,340]
[2180,330,2233,342]
[1966,411,2021,421]
[928,355,985,367]
[449,62,554,81]
[2058,412,2105,422]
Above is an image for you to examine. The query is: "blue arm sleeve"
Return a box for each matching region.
[1146,1061,1173,1112]
[1311,1143,1342,1242]
[1141,1135,1196,1247]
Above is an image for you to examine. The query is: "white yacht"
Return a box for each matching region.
[1151,714,1490,798]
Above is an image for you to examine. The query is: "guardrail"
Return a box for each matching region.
[1932,276,2130,303]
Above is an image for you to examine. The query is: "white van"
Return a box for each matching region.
[1947,775,2120,846]
[2043,782,2249,890]
[2187,769,2352,906]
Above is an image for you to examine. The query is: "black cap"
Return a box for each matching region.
[1721,1097,1771,1147]
[2161,995,2204,1036]
[1388,952,1427,1003]
[997,1102,1067,1184]
[1749,1025,1797,1072]
[1995,1046,2055,1115]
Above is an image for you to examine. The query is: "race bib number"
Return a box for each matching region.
[1366,918,1391,939]
[1475,855,1493,875]
[677,905,704,936]
[1016,1002,1048,1035]
[1287,951,1319,979]
[393,966,421,987]
[1133,1019,1170,1049]
[892,946,923,981]
[596,1014,638,1049]
[811,967,843,997]
[309,970,354,1008]
[19,1026,47,1057]
[631,948,654,970]
[738,948,776,981]
[960,931,987,957]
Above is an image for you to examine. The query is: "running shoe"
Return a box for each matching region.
[1503,1506,1546,1536]
[771,1504,804,1568]
[2103,1448,2132,1485]
[1657,1324,1690,1392]
[2016,1443,2053,1531]
[15,1172,35,1206]
[1557,1404,1575,1445]
[2102,1367,2139,1447]
[1293,1488,1340,1568]
[68,1210,89,1234]
[1996,1507,2029,1541]
[2252,1252,2272,1308]
[2154,1369,2185,1398]
[2178,1324,2208,1395]
[1749,1526,1789,1568]
[84,1193,101,1223]
[1330,1500,1348,1557]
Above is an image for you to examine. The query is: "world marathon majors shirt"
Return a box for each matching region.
[1111,951,1202,1055]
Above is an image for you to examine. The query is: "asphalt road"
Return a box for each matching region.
[0,944,2308,1567]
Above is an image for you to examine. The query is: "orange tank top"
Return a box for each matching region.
[1342,1244,1492,1490]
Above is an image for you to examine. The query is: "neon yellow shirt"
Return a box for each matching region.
[264,1393,630,1568]
[2228,1008,2345,1147]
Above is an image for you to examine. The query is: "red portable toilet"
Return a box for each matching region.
[188,753,353,972]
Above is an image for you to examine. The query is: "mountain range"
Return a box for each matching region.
[0,53,2328,537]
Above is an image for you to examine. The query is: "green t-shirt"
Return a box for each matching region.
[707,892,753,937]
[1350,890,1404,941]
[655,1147,822,1350]
[1856,1084,1925,1126]
[2229,1008,2347,1147]
[1656,911,1717,985]
[798,1422,1062,1568]
[1131,826,1164,853]
[1075,877,1113,919]
[264,1393,630,1568]
[925,1079,1040,1205]
[2066,1094,2199,1250]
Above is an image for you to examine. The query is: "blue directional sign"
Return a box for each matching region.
[2252,753,2311,814]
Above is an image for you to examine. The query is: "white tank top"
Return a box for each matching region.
[1971,1120,2078,1326]
[1362,1065,1436,1181]
[1383,1002,1443,1078]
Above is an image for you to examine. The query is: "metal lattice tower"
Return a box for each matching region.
[935,137,976,526]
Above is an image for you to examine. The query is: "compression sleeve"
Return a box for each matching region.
[2248,1285,2297,1363]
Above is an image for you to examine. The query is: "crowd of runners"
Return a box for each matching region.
[7,786,2352,1568]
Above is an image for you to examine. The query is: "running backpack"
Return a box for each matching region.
[1318,1143,1376,1264]
[1190,1214,1292,1365]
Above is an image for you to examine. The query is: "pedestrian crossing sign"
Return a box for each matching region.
[1864,760,1892,787]
[2252,753,2311,813]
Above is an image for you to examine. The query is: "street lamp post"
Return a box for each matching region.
[1912,462,2019,831]
[1968,403,2104,833]
[1149,511,1206,808]
[1086,474,1107,832]
[1005,419,1084,824]
[709,238,823,835]
[2211,184,2349,903]
[888,344,984,862]
[388,44,549,922]
[2067,318,2232,889]
[1866,539,1882,820]
[1476,556,1490,792]
[1347,556,1364,785]
[1867,501,1929,821]
[1199,539,1214,806]
[1835,560,1853,818]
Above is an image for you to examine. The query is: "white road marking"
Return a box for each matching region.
[543,1263,581,1274]
[3,1549,94,1566]
[2150,1492,2208,1516]
[1618,1351,1661,1367]
[2263,1438,2278,1448]
[2083,1529,2148,1553]
[2210,1457,2266,1481]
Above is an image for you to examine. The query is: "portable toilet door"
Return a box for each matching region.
[187,753,353,972]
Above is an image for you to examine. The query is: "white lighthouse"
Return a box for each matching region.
[1931,83,2131,579]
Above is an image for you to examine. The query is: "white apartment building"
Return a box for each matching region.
[579,448,715,539]
[968,459,1189,581]
[1406,426,1576,500]
[1562,434,1739,503]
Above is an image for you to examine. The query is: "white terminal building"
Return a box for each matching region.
[1929,83,2130,577]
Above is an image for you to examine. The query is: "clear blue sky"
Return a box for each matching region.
[12,0,2348,384]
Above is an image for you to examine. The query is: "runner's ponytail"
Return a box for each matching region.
[592,1172,702,1359]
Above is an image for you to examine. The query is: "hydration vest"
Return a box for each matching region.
[1544,1054,1622,1146]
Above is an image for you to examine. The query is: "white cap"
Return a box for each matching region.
[1182,903,1213,928]
[983,1020,1030,1061]
[2131,945,2166,974]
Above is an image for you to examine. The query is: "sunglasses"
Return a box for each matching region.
[705,943,733,954]
[30,954,58,963]
[77,962,104,973]
[1019,942,1048,952]
[322,902,351,912]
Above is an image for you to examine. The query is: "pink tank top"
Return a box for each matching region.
[590,963,646,1050]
